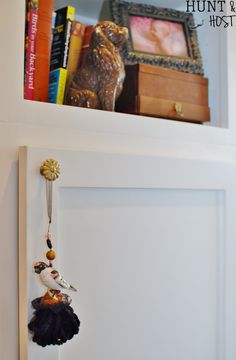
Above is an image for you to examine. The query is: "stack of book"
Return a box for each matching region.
[24,1,94,105]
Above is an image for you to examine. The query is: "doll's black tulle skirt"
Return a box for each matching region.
[28,294,80,347]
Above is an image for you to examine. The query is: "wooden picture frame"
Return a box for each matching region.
[111,0,204,75]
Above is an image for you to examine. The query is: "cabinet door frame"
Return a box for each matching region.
[19,146,236,360]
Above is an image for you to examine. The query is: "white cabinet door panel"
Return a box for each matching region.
[19,146,236,360]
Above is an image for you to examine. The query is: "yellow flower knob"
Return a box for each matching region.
[40,159,60,181]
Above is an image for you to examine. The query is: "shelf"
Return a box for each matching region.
[46,1,229,128]
[13,98,231,148]
[1,0,235,145]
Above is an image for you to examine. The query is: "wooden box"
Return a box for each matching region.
[116,64,210,124]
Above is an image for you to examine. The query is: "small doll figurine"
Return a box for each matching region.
[28,257,80,347]
[28,160,80,347]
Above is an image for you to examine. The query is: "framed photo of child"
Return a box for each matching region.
[111,1,204,75]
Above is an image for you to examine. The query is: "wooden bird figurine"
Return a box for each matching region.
[34,261,77,292]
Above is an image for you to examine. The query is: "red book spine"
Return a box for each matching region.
[25,2,38,100]
[33,0,53,102]
[24,1,29,98]
[79,25,94,67]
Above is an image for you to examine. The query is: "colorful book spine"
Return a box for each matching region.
[49,6,75,104]
[33,0,53,102]
[79,25,94,67]
[25,0,39,100]
[51,11,57,44]
[48,68,67,104]
[54,6,75,27]
[64,21,85,100]
[50,6,75,71]
[24,0,30,98]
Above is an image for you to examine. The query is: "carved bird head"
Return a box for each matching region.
[34,261,48,274]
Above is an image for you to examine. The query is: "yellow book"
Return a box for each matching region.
[48,68,67,104]
[65,21,85,98]
[65,6,75,21]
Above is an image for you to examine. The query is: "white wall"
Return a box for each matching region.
[0,115,234,360]
[1,0,236,359]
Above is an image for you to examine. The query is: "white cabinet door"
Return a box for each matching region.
[19,146,236,360]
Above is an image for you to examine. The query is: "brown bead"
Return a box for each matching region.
[46,250,56,260]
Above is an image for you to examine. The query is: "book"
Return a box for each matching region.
[79,25,94,67]
[50,6,75,71]
[48,68,67,104]
[64,21,85,100]
[24,0,30,98]
[33,0,53,102]
[48,6,75,104]
[54,6,75,27]
[51,11,56,46]
[25,0,39,100]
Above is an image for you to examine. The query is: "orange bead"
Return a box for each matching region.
[46,250,56,260]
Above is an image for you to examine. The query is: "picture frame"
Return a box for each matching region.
[111,0,204,75]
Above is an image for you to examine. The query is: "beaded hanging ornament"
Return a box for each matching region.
[28,159,80,347]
